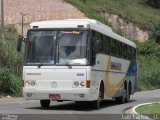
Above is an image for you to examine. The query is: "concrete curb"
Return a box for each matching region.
[131,102,160,120]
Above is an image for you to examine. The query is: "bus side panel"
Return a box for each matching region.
[109,60,137,98]
[104,56,130,98]
[91,54,109,99]
[127,61,137,95]
[91,53,137,99]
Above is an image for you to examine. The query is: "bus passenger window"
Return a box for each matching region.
[132,48,136,60]
[117,42,122,58]
[91,31,96,65]
[128,46,132,60]
[111,39,116,56]
[122,44,127,59]
[95,32,103,52]
[103,36,110,55]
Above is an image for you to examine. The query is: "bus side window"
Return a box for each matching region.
[117,42,122,58]
[110,38,116,57]
[103,36,110,55]
[128,46,132,60]
[132,48,136,60]
[91,30,96,65]
[122,44,127,59]
[95,32,103,53]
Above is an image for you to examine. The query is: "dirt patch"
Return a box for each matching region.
[4,0,87,24]
[0,97,27,105]
[3,0,87,35]
[100,9,149,41]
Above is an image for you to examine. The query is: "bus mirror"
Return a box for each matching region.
[17,35,23,52]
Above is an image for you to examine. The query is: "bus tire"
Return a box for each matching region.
[115,90,126,104]
[125,85,130,103]
[92,85,104,109]
[75,101,86,104]
[40,100,50,108]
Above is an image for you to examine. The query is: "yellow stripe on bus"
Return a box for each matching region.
[104,56,126,98]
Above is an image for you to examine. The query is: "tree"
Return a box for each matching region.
[144,0,160,8]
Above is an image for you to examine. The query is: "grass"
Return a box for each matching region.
[0,67,22,97]
[0,26,24,75]
[136,103,160,114]
[0,26,23,96]
[64,0,160,33]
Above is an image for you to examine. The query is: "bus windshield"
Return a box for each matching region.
[25,30,88,65]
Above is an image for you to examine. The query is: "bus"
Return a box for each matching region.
[17,19,137,109]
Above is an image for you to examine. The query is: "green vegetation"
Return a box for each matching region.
[143,0,160,8]
[136,40,160,56]
[0,26,24,75]
[137,56,160,90]
[65,0,160,38]
[136,103,160,114]
[0,26,24,96]
[136,40,160,90]
[0,67,22,97]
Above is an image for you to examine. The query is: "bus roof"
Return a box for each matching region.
[30,19,136,48]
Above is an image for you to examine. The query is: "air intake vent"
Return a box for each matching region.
[77,25,84,28]
[33,26,38,28]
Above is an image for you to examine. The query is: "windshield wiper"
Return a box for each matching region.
[57,37,72,69]
[59,52,72,69]
[37,63,43,68]
[57,43,72,69]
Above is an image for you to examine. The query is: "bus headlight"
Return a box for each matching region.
[30,81,36,86]
[24,81,30,86]
[80,81,86,87]
[24,80,36,87]
[73,81,79,87]
[73,81,86,87]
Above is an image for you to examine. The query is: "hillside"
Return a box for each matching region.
[64,0,160,41]
[2,0,87,35]
[3,0,86,24]
[2,0,160,41]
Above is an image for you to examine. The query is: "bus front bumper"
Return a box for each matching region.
[23,88,97,101]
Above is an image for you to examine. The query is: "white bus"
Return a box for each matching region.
[17,19,137,109]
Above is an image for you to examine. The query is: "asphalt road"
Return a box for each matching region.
[0,90,159,120]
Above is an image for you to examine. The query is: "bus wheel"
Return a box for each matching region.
[125,85,130,103]
[92,85,104,109]
[40,100,50,108]
[75,101,86,104]
[115,90,126,104]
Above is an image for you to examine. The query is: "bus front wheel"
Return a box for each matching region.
[40,100,50,108]
[92,85,104,109]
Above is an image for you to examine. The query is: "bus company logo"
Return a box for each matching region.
[110,62,122,71]
[77,73,84,76]
[51,82,57,88]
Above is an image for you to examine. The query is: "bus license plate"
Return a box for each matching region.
[49,94,61,100]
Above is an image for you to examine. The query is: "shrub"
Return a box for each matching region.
[137,56,160,90]
[0,67,22,96]
[0,28,24,75]
[135,40,160,56]
[143,0,160,8]
[135,40,160,90]
[0,26,23,96]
